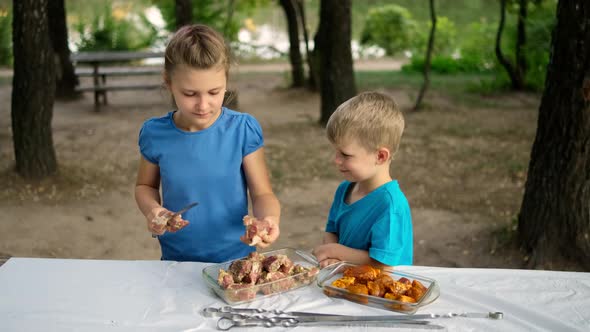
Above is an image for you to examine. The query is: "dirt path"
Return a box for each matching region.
[0,62,534,269]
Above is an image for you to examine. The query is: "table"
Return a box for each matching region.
[0,258,588,331]
[71,51,164,107]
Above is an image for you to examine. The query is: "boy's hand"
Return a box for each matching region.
[313,243,342,266]
[318,258,341,268]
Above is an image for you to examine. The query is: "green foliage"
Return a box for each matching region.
[410,16,458,57]
[0,6,11,66]
[74,2,158,51]
[151,0,271,41]
[398,0,555,91]
[521,1,555,90]
[360,4,418,56]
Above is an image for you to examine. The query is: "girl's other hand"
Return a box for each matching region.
[255,216,280,249]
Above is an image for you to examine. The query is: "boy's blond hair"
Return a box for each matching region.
[326,91,405,159]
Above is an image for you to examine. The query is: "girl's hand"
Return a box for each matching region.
[147,207,188,235]
[255,216,280,249]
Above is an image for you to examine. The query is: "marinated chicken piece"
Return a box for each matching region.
[345,283,370,304]
[386,280,412,296]
[242,215,272,246]
[225,283,257,302]
[367,280,385,297]
[293,264,319,283]
[263,254,293,274]
[343,265,381,283]
[217,269,234,289]
[228,259,252,283]
[227,258,262,285]
[331,276,356,289]
[258,271,294,295]
[216,250,319,300]
[247,251,266,262]
[375,274,394,288]
[406,280,427,301]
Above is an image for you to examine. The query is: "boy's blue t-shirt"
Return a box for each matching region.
[325,180,413,266]
[138,108,262,263]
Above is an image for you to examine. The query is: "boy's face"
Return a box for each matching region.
[331,139,379,183]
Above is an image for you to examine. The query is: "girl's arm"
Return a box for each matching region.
[135,156,168,234]
[243,147,281,248]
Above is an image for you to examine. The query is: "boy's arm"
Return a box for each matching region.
[323,232,338,244]
[314,241,391,268]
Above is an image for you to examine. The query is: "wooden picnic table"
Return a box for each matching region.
[71,51,165,108]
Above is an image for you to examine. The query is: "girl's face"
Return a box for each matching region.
[167,64,227,131]
[331,139,379,183]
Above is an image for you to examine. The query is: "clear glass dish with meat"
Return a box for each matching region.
[317,262,440,314]
[202,248,320,304]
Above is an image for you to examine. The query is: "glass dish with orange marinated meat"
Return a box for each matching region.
[317,262,440,314]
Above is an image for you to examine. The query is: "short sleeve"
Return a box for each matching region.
[369,211,411,266]
[138,122,158,164]
[325,201,338,233]
[242,115,264,156]
[325,182,348,233]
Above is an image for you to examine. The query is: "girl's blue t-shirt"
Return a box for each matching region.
[325,180,413,266]
[139,108,262,263]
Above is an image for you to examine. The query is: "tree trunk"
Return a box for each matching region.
[515,0,528,81]
[414,0,436,111]
[223,0,236,37]
[12,0,57,178]
[495,0,525,90]
[279,0,305,87]
[47,0,79,99]
[318,0,356,125]
[518,0,590,270]
[175,0,193,30]
[295,0,317,90]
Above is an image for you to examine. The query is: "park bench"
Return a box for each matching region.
[71,51,164,109]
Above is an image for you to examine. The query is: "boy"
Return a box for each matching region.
[313,91,412,268]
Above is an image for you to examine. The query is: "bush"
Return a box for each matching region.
[0,7,11,66]
[360,4,418,56]
[410,16,458,57]
[74,3,158,52]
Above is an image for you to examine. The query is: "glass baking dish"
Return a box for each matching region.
[202,248,320,305]
[317,262,440,314]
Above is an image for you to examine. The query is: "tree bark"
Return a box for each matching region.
[47,0,79,99]
[414,0,436,111]
[518,0,590,270]
[318,0,356,125]
[175,0,193,30]
[12,0,57,178]
[495,0,525,90]
[279,0,305,87]
[294,0,317,90]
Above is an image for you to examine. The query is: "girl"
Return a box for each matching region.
[135,24,281,263]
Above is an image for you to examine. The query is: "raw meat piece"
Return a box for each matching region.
[242,215,272,246]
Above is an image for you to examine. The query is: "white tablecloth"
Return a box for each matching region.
[0,258,588,331]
